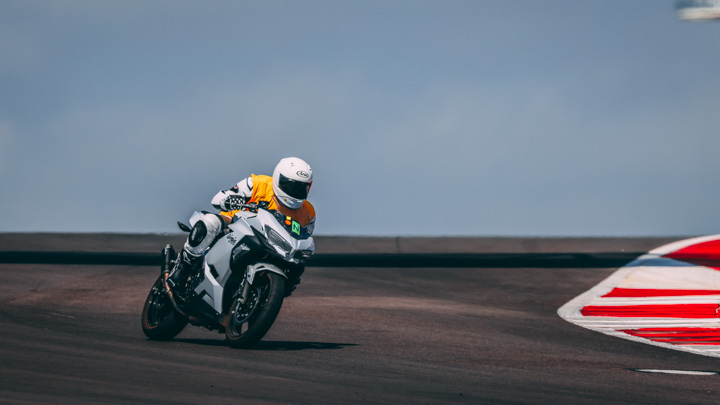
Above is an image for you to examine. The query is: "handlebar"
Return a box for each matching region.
[236,201,270,213]
[238,203,259,213]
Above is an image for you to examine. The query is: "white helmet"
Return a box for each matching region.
[272,157,313,209]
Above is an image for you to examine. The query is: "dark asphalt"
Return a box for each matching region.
[1,234,719,404]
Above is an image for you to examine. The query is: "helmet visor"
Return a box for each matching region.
[278,174,311,200]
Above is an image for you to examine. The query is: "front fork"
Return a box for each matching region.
[238,276,253,305]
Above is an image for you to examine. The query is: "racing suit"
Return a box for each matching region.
[168,174,316,296]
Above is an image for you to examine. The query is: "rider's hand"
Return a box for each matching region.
[222,195,246,211]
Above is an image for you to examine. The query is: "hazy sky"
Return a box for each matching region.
[1,1,719,236]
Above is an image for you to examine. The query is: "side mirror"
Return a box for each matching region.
[177,221,192,233]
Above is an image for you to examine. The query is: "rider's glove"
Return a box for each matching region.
[222,195,247,211]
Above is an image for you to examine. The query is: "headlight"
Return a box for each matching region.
[265,226,292,254]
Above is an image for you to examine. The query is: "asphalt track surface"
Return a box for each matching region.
[3,234,720,404]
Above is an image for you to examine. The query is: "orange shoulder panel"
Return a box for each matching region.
[249,174,273,201]
[303,201,316,220]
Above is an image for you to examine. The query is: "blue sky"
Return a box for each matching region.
[1,1,719,236]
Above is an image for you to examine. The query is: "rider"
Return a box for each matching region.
[167,157,315,296]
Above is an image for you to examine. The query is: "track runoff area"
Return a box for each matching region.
[4,234,720,403]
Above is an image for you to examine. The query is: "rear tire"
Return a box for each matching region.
[141,277,188,340]
[225,272,285,348]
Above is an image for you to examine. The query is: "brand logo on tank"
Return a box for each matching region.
[558,235,720,358]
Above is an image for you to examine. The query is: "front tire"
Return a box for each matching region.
[141,277,188,340]
[225,272,285,348]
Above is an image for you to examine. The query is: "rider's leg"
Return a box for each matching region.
[168,213,225,289]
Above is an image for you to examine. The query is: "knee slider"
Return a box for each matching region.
[188,222,208,247]
[187,214,224,249]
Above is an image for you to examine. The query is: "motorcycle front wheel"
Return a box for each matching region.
[225,271,285,348]
[141,276,188,340]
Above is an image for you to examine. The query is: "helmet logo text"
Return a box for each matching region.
[296,171,309,178]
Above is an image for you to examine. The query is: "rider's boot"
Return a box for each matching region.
[167,249,201,293]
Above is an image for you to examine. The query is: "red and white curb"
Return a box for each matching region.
[558,235,720,358]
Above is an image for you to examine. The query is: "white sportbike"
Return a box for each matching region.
[141,203,314,348]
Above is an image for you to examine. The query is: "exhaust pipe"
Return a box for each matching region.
[160,244,193,319]
[160,244,220,329]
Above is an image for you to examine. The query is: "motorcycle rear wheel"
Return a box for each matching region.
[141,277,188,340]
[225,271,285,348]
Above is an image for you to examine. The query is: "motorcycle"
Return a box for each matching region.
[141,202,314,348]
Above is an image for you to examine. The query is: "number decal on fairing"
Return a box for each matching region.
[292,221,301,235]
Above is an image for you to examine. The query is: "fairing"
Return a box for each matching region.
[189,209,314,314]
